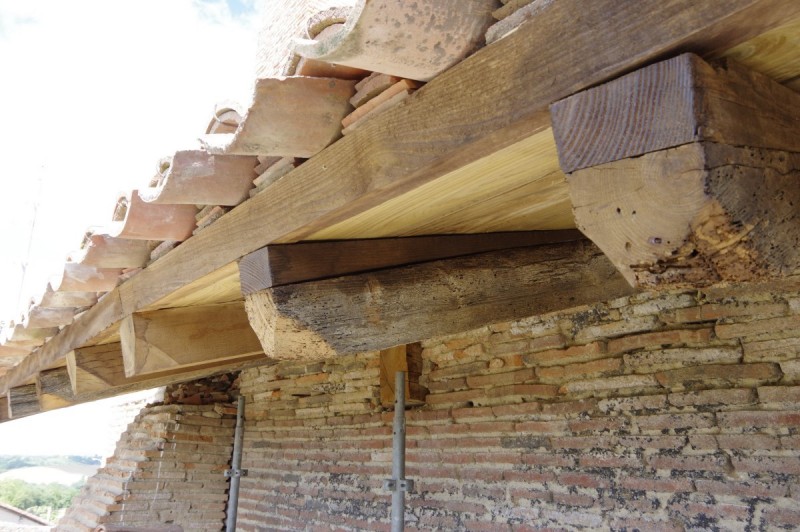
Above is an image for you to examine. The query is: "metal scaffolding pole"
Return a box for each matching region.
[384,371,413,532]
[224,395,247,532]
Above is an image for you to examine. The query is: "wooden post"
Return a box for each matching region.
[379,344,426,407]
[551,53,800,288]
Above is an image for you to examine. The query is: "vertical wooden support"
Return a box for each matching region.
[380,344,426,407]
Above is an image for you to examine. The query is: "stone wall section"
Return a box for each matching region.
[56,403,236,532]
[236,287,800,530]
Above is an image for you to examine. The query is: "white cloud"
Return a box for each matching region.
[0,0,260,320]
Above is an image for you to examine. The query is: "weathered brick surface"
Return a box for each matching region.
[57,398,236,531]
[229,286,800,530]
[59,286,800,531]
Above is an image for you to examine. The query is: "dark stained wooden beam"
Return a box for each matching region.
[9,384,39,419]
[239,230,583,293]
[551,54,800,288]
[244,241,634,359]
[2,0,798,394]
[120,302,264,377]
[551,53,800,173]
[36,367,74,411]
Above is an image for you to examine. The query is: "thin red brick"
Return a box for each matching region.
[536,358,622,383]
[466,368,535,388]
[524,341,606,367]
[619,476,694,493]
[716,315,800,340]
[717,410,800,429]
[732,456,800,474]
[655,363,782,390]
[695,478,788,498]
[487,384,559,399]
[608,328,713,354]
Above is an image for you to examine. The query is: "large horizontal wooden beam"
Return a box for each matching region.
[238,230,583,292]
[120,301,264,377]
[244,241,634,359]
[552,54,800,288]
[1,0,796,393]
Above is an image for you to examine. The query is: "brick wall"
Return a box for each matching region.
[236,286,800,530]
[57,399,236,531]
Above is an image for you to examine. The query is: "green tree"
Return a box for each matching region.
[0,479,80,520]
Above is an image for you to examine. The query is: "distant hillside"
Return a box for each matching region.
[0,467,95,486]
[0,456,100,474]
[0,456,100,486]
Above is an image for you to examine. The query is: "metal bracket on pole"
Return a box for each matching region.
[224,468,249,478]
[383,479,414,492]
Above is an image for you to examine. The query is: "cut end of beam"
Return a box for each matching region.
[244,290,338,361]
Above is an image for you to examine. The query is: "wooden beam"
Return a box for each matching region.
[244,241,634,359]
[67,342,269,403]
[9,384,39,419]
[239,230,583,292]
[2,0,797,393]
[551,54,800,288]
[36,367,74,411]
[551,53,800,173]
[120,301,264,377]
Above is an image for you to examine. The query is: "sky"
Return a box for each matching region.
[0,0,261,456]
[0,389,162,457]
[0,0,261,323]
